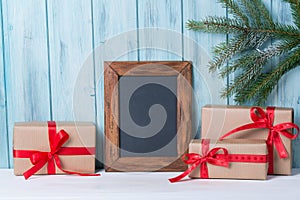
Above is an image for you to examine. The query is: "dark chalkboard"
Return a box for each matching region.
[119,76,178,157]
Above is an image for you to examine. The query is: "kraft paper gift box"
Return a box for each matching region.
[201,105,299,175]
[13,121,97,179]
[169,139,268,182]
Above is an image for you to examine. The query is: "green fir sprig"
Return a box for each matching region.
[187,0,300,105]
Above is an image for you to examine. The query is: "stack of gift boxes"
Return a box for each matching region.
[170,105,299,182]
[12,105,299,181]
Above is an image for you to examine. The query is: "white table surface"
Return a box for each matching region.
[0,169,299,200]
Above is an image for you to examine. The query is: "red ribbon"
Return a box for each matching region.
[169,139,268,183]
[169,139,229,183]
[13,121,100,179]
[220,106,299,174]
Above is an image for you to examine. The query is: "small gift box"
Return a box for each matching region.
[169,139,268,182]
[13,121,98,179]
[201,105,299,175]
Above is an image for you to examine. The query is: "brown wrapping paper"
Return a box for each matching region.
[201,105,294,175]
[189,139,268,180]
[13,122,96,176]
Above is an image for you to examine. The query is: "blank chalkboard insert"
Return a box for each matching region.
[119,76,178,157]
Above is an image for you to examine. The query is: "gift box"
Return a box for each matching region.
[13,121,97,179]
[201,105,299,175]
[169,139,268,182]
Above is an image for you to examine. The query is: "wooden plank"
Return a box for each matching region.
[92,0,138,166]
[2,0,50,167]
[0,1,8,168]
[183,0,227,138]
[138,0,182,61]
[271,0,300,167]
[47,0,94,121]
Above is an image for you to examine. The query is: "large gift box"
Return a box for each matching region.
[201,105,299,175]
[169,139,268,182]
[13,121,97,179]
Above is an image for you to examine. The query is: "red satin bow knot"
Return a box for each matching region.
[168,147,229,183]
[182,148,229,167]
[28,130,69,169]
[220,106,299,174]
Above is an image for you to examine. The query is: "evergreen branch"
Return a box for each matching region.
[188,0,300,105]
[290,2,300,28]
[272,23,300,38]
[210,31,273,72]
[187,18,300,38]
[209,34,248,71]
[251,0,274,28]
[221,66,261,98]
[186,17,247,34]
[235,47,300,104]
[222,63,262,98]
[239,0,262,27]
[220,51,260,78]
[219,38,300,78]
[244,32,270,49]
[218,0,250,26]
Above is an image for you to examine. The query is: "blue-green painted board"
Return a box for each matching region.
[92,0,138,164]
[47,0,95,122]
[138,0,182,61]
[0,0,8,168]
[183,0,227,137]
[2,0,51,167]
[0,0,300,168]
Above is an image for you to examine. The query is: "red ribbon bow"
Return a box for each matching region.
[14,121,100,180]
[169,141,229,183]
[220,106,299,174]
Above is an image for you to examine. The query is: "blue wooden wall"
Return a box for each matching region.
[1,0,300,168]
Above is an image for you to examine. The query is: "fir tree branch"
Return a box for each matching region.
[220,51,260,78]
[235,47,300,104]
[222,63,262,99]
[239,0,262,27]
[188,0,300,105]
[187,18,300,38]
[251,0,274,28]
[219,38,300,78]
[218,0,250,26]
[186,17,247,34]
[290,2,300,28]
[272,23,300,38]
[209,34,248,71]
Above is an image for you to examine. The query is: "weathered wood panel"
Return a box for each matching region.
[138,0,182,61]
[2,0,50,167]
[183,0,227,138]
[47,0,94,121]
[0,0,8,168]
[0,0,300,168]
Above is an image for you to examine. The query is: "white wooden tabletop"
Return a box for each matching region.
[0,169,299,200]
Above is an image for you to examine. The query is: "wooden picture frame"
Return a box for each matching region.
[104,61,192,172]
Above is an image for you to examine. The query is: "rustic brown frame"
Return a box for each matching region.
[104,61,192,172]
